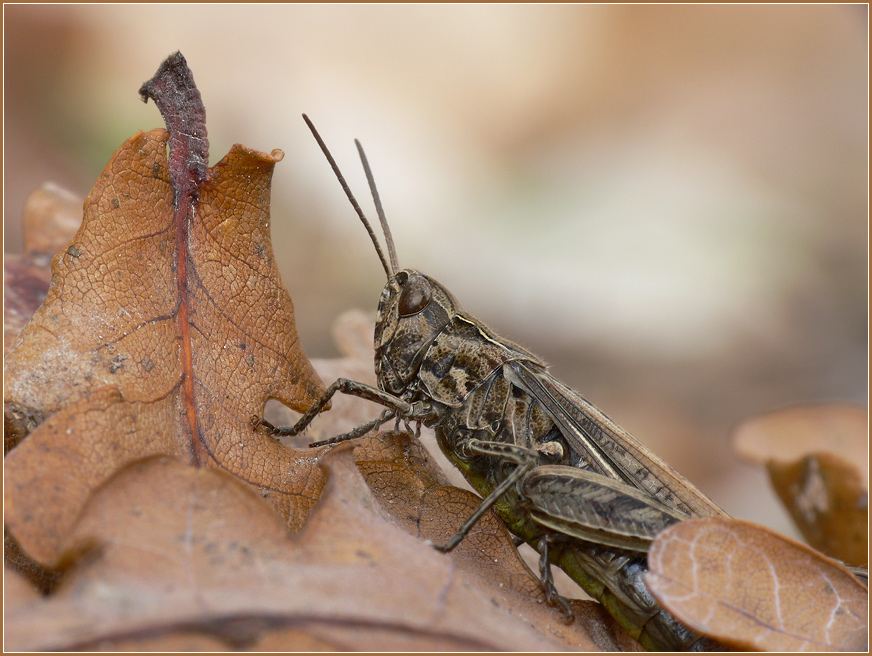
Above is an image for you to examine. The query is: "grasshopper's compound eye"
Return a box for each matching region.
[398,276,433,317]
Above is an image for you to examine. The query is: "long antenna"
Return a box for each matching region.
[302,114,395,280]
[355,139,399,276]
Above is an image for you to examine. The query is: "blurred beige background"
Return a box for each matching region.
[4,5,867,538]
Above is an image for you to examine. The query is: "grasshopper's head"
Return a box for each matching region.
[303,115,463,395]
[374,269,461,394]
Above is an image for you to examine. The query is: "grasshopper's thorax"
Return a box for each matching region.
[374,269,461,396]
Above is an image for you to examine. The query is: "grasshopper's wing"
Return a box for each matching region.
[521,465,689,552]
[506,360,727,519]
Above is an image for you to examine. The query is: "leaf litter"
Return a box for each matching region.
[5,51,864,652]
[4,52,631,651]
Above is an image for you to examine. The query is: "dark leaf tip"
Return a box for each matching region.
[139,51,209,187]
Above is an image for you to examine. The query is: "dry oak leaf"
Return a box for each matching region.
[2,177,77,450]
[352,430,638,651]
[4,183,83,354]
[733,404,868,566]
[646,517,868,652]
[4,128,326,567]
[4,449,617,651]
[355,430,546,598]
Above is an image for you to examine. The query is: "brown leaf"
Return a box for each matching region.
[646,517,868,652]
[3,127,322,418]
[4,183,83,353]
[316,442,629,651]
[357,429,646,650]
[20,181,85,258]
[3,188,80,447]
[767,453,868,568]
[3,531,63,596]
[354,430,546,599]
[733,404,868,565]
[5,449,621,651]
[4,55,325,568]
[4,565,43,613]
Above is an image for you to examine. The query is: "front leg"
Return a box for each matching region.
[251,378,425,442]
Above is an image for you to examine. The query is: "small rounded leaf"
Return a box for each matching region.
[733,404,868,565]
[646,517,868,652]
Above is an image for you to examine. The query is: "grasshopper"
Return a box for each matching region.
[258,115,730,650]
